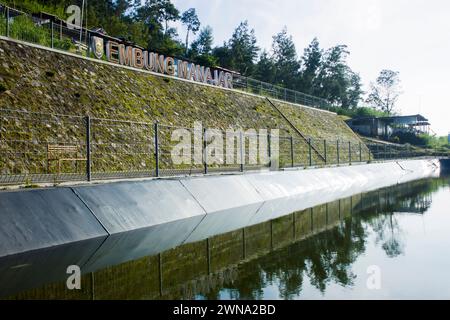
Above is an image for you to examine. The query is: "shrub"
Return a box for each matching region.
[0,15,6,36]
[9,15,50,46]
[53,37,74,51]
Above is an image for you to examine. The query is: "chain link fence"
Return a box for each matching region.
[0,109,444,186]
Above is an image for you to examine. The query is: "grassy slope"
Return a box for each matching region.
[0,39,366,174]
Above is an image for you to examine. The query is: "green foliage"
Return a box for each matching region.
[3,0,369,109]
[53,36,74,51]
[366,69,402,114]
[298,37,322,95]
[9,15,50,46]
[0,14,6,36]
[334,105,389,118]
[253,50,276,84]
[313,45,357,108]
[252,35,363,109]
[189,26,217,67]
[271,28,300,88]
[209,21,260,75]
[227,21,259,75]
[2,0,69,18]
[389,131,449,149]
[0,81,7,93]
[181,8,200,55]
[190,26,213,56]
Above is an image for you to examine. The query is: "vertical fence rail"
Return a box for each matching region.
[240,131,244,172]
[337,141,340,165]
[308,138,312,166]
[85,115,91,181]
[267,133,272,169]
[349,141,352,164]
[359,142,362,163]
[51,21,54,49]
[203,128,208,174]
[290,136,294,168]
[154,122,159,177]
[6,7,9,38]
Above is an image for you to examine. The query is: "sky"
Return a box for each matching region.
[170,0,450,136]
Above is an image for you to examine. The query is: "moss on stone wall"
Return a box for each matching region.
[0,39,367,175]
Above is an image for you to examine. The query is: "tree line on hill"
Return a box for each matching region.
[3,0,402,114]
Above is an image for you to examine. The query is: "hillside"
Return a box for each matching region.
[0,38,367,177]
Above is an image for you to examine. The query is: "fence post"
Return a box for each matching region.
[359,142,362,162]
[267,133,272,169]
[384,144,387,161]
[86,31,90,56]
[349,141,352,164]
[308,138,312,167]
[240,131,244,172]
[85,116,91,182]
[51,22,54,48]
[154,122,159,177]
[6,7,10,38]
[203,128,208,174]
[290,136,294,167]
[323,139,327,164]
[337,140,340,165]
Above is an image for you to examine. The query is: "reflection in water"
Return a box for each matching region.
[1,177,449,300]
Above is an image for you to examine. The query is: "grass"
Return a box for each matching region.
[0,82,7,93]
[9,15,51,46]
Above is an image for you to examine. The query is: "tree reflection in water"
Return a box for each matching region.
[4,177,449,300]
[200,177,449,300]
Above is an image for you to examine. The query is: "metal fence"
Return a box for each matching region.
[232,75,330,109]
[0,3,331,110]
[0,4,91,56]
[0,108,443,186]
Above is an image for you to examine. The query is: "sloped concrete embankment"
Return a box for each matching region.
[0,159,440,260]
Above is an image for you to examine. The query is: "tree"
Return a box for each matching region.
[314,45,354,107]
[181,8,200,55]
[134,0,183,55]
[347,72,364,109]
[366,70,402,114]
[159,0,179,36]
[190,26,217,66]
[298,38,322,94]
[190,26,213,56]
[227,21,259,75]
[212,44,233,69]
[253,50,276,84]
[271,27,300,88]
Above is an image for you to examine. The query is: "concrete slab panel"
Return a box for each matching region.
[184,203,263,243]
[82,215,205,273]
[73,180,206,234]
[0,188,107,257]
[0,237,105,298]
[180,175,263,213]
